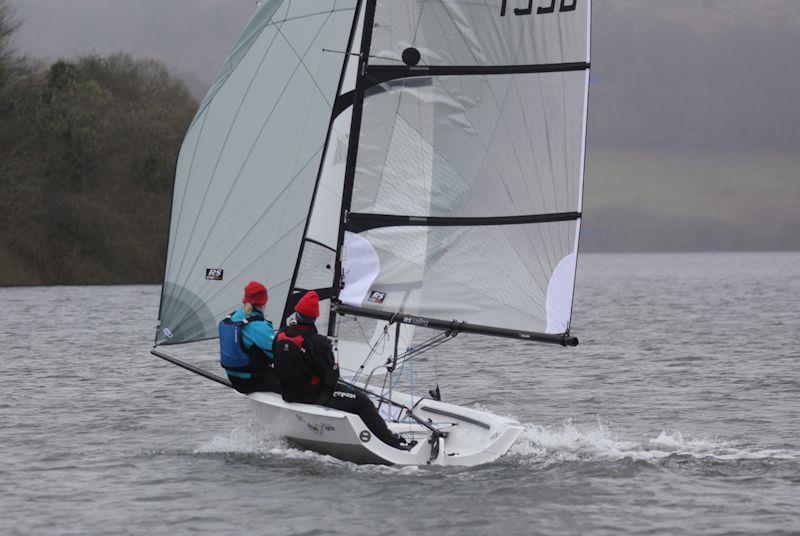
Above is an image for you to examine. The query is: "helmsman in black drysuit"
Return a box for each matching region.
[272,291,413,451]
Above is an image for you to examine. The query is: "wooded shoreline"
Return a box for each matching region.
[0,1,197,286]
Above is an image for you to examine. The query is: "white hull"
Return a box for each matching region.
[247,389,523,466]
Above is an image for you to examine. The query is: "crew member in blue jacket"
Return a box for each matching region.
[219,281,278,394]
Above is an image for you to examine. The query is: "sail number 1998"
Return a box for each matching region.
[501,0,578,17]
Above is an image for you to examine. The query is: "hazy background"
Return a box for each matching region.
[9,0,800,252]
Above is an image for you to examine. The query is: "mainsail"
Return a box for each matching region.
[156,0,590,349]
[293,0,590,346]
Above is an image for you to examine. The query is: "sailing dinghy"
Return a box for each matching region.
[151,0,591,466]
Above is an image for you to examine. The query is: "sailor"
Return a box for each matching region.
[218,281,278,394]
[273,291,414,451]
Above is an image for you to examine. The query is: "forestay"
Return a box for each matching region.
[156,1,359,345]
[292,0,591,344]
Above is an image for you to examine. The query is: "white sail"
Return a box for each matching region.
[156,1,358,345]
[337,0,591,339]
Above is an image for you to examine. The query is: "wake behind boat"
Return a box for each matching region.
[150,0,591,467]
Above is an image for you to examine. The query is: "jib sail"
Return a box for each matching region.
[156,1,360,345]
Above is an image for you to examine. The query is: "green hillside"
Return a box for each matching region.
[583,148,800,251]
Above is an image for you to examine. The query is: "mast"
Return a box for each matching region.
[329,0,377,337]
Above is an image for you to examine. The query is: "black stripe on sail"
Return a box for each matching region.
[332,89,355,119]
[346,212,581,232]
[335,77,436,118]
[364,62,590,88]
[304,237,337,253]
[335,303,579,347]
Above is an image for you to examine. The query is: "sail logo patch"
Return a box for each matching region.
[205,268,224,281]
[368,291,387,304]
[359,430,372,443]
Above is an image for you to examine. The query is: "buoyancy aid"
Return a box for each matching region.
[273,329,320,386]
[219,310,271,379]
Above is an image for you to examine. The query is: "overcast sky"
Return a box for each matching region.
[9,0,800,251]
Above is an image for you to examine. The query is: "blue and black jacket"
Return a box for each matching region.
[219,308,275,380]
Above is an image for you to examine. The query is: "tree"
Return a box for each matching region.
[0,0,21,92]
[0,5,198,285]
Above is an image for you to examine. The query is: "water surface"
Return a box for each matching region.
[1,253,798,535]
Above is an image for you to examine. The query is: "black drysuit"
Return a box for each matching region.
[274,323,403,449]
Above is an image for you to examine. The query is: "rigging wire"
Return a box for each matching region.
[349,318,391,384]
[392,329,457,369]
[375,328,458,415]
[322,48,407,63]
[431,342,442,401]
[338,314,461,421]
[408,350,415,415]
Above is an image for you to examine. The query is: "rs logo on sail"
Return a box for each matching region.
[501,0,578,17]
[205,268,224,281]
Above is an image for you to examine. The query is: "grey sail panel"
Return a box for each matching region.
[351,71,588,218]
[338,0,590,338]
[157,1,357,345]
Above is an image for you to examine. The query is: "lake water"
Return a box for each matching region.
[1,253,798,535]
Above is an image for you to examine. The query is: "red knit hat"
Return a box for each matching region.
[243,281,268,306]
[295,290,320,319]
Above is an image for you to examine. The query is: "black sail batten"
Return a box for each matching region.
[333,90,356,119]
[304,238,337,253]
[282,1,365,328]
[329,0,378,337]
[346,212,582,233]
[363,62,590,88]
[293,287,337,301]
[336,304,579,347]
